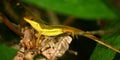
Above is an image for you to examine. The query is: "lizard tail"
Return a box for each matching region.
[83,33,120,53]
[62,26,120,53]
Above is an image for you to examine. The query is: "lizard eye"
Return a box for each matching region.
[30,18,34,20]
[27,16,34,20]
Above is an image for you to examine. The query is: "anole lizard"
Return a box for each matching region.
[24,17,120,53]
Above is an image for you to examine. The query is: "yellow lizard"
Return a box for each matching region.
[24,17,120,53]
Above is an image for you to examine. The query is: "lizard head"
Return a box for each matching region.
[24,17,42,32]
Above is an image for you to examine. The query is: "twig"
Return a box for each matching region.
[46,10,60,25]
[3,0,20,23]
[0,12,22,36]
[63,16,75,25]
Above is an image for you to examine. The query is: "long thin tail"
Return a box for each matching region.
[82,33,120,53]
[62,26,120,53]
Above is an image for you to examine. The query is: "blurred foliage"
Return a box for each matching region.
[0,0,120,60]
[90,20,120,60]
[21,0,118,20]
[0,44,17,60]
[90,29,120,60]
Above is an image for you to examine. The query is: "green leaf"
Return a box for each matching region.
[0,44,17,60]
[21,0,117,19]
[90,31,120,60]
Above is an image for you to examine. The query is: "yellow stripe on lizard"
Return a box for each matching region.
[24,17,63,36]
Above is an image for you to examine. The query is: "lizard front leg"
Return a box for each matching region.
[36,32,42,47]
